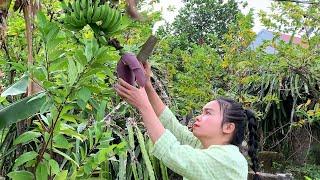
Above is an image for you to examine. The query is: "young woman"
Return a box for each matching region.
[114,62,261,180]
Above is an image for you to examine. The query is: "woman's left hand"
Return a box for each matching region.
[114,78,151,111]
[115,78,165,143]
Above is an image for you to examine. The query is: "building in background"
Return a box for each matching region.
[249,29,307,54]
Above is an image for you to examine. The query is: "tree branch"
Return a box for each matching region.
[273,0,320,4]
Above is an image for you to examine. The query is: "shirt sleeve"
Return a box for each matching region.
[151,130,213,179]
[158,106,201,148]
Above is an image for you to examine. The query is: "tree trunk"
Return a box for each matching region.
[16,0,34,147]
[290,126,311,164]
[24,0,33,96]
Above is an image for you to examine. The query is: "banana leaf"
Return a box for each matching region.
[1,74,29,97]
[0,92,46,129]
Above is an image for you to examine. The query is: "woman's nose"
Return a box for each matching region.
[195,115,201,122]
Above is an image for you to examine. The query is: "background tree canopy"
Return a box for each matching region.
[0,0,319,179]
[166,0,242,49]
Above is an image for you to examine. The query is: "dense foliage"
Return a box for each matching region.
[0,0,319,179]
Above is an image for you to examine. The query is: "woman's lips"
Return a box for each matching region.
[193,123,200,128]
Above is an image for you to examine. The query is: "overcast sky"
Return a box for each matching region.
[152,0,273,33]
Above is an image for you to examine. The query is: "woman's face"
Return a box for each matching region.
[192,100,232,141]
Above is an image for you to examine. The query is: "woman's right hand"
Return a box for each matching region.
[141,61,153,89]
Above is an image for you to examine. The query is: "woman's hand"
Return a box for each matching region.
[114,78,151,112]
[141,62,153,90]
[114,78,165,143]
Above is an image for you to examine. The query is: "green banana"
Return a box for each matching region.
[109,16,122,33]
[107,10,122,33]
[64,16,83,30]
[61,1,72,14]
[104,8,121,33]
[82,0,89,22]
[99,5,107,22]
[81,0,87,10]
[87,0,93,24]
[70,11,83,26]
[101,6,115,31]
[63,0,128,33]
[79,10,86,26]
[75,0,82,19]
[93,0,99,11]
[68,2,73,12]
[92,5,102,23]
[99,4,107,22]
[100,11,110,29]
[62,0,89,30]
[87,6,94,23]
[97,5,107,22]
[109,9,121,27]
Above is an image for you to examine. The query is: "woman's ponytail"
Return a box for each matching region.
[245,109,261,180]
[216,98,262,179]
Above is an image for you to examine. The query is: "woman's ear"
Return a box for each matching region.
[222,122,235,134]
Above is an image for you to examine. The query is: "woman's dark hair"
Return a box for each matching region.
[216,97,261,180]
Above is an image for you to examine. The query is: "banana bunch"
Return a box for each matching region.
[62,0,126,35]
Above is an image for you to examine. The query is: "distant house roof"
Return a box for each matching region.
[249,29,304,54]
[280,33,302,44]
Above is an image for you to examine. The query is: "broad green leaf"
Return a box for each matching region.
[1,74,29,97]
[43,152,51,161]
[13,131,42,145]
[49,159,60,175]
[94,47,109,63]
[8,62,27,72]
[44,132,50,144]
[7,171,34,180]
[53,134,71,149]
[96,145,117,164]
[47,37,64,50]
[88,129,93,149]
[0,92,46,129]
[14,151,38,168]
[0,96,6,103]
[32,67,46,81]
[36,11,47,29]
[74,50,87,66]
[53,170,68,180]
[60,105,74,116]
[76,99,86,110]
[50,57,68,71]
[40,98,54,114]
[77,87,91,103]
[46,24,59,43]
[105,68,114,78]
[60,128,86,141]
[304,176,312,180]
[61,114,77,123]
[49,50,65,62]
[94,121,103,142]
[28,92,46,102]
[115,141,128,153]
[96,100,107,121]
[53,148,79,167]
[85,39,98,62]
[68,59,77,85]
[36,162,48,180]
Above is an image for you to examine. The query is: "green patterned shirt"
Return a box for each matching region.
[151,106,248,180]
